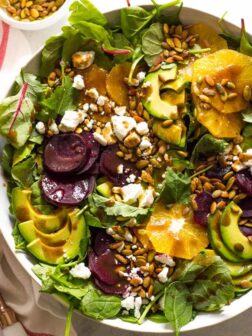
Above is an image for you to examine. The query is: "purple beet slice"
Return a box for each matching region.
[194,211,209,227]
[238,197,252,218]
[41,172,93,206]
[236,170,252,196]
[78,132,100,174]
[206,165,231,179]
[93,231,113,256]
[100,145,139,186]
[239,226,252,237]
[93,276,128,295]
[88,249,120,285]
[44,134,88,174]
[193,192,213,226]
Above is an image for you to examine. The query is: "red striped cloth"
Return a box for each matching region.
[0,21,10,70]
[23,324,54,336]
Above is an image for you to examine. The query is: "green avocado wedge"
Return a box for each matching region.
[220,202,252,260]
[225,261,252,278]
[208,211,244,262]
[12,188,69,233]
[152,119,186,147]
[26,209,86,265]
[96,180,113,198]
[142,67,179,120]
[232,270,252,291]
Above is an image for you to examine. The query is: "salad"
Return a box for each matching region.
[1,0,252,335]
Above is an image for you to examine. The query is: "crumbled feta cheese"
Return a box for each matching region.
[155,254,175,267]
[126,174,136,183]
[124,230,133,242]
[157,266,169,283]
[121,296,135,311]
[111,116,136,141]
[73,74,85,90]
[139,188,154,208]
[169,218,185,237]
[117,164,124,174]
[117,241,125,253]
[90,103,98,112]
[49,120,59,135]
[93,132,107,146]
[137,71,146,82]
[106,227,115,235]
[35,121,46,135]
[139,138,152,150]
[102,122,116,145]
[136,121,149,135]
[121,183,143,204]
[72,51,95,70]
[134,297,143,319]
[86,119,94,129]
[97,95,107,106]
[142,81,151,88]
[83,103,90,112]
[70,263,91,280]
[129,267,140,278]
[59,110,86,132]
[86,88,99,100]
[114,106,127,116]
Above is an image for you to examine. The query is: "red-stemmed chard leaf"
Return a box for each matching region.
[102,46,131,55]
[9,81,28,132]
[126,0,131,6]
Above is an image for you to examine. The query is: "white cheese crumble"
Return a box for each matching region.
[83,103,90,112]
[121,296,135,311]
[102,122,116,145]
[111,116,136,141]
[157,266,169,283]
[73,74,85,90]
[155,254,175,267]
[97,95,107,106]
[121,183,143,204]
[139,138,152,150]
[117,164,124,174]
[136,121,149,135]
[137,71,146,82]
[86,119,94,129]
[169,218,185,237]
[93,132,107,146]
[49,120,59,135]
[114,106,127,116]
[72,51,95,70]
[124,230,133,242]
[86,88,99,100]
[59,110,86,132]
[106,227,115,235]
[126,174,136,183]
[90,103,98,112]
[134,297,143,319]
[70,263,91,280]
[139,188,154,208]
[142,81,151,88]
[35,121,46,135]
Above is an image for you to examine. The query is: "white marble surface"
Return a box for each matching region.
[1,0,252,335]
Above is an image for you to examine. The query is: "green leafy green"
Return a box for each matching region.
[242,106,252,123]
[240,19,252,56]
[164,282,193,336]
[15,71,44,103]
[191,134,228,163]
[148,313,168,323]
[61,26,87,62]
[218,12,240,49]
[72,21,111,46]
[1,144,14,177]
[11,156,35,187]
[29,128,43,145]
[12,220,26,249]
[41,76,76,119]
[32,263,56,292]
[160,167,191,204]
[12,143,34,166]
[119,315,138,323]
[31,181,54,214]
[142,22,164,66]
[0,88,34,148]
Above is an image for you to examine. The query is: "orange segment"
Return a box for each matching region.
[192,49,252,113]
[189,23,228,52]
[145,202,209,260]
[82,64,108,95]
[106,63,131,106]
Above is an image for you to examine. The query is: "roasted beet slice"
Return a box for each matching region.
[78,132,100,174]
[88,249,120,285]
[93,276,128,295]
[193,192,213,226]
[100,145,139,186]
[41,173,93,206]
[206,165,231,179]
[238,197,252,218]
[236,169,252,196]
[44,134,88,174]
[93,231,113,256]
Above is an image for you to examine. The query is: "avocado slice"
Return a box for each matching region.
[96,180,113,198]
[208,211,244,262]
[12,188,68,233]
[161,90,186,107]
[160,75,186,92]
[142,67,179,120]
[232,270,252,289]
[220,202,252,260]
[19,219,71,247]
[152,119,186,147]
[26,209,86,265]
[224,261,252,278]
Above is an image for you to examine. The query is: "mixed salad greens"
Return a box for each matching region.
[1,0,252,335]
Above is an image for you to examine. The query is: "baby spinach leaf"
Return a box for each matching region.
[72,21,111,46]
[191,134,228,163]
[164,282,193,336]
[160,167,191,205]
[12,143,34,166]
[148,313,168,323]
[61,26,87,62]
[1,144,14,177]
[40,35,66,77]
[142,22,164,66]
[32,263,56,292]
[41,76,76,118]
[240,19,252,56]
[119,315,138,323]
[0,87,34,148]
[69,0,108,27]
[29,128,43,145]
[15,71,44,103]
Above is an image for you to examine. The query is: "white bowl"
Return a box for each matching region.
[0,4,251,334]
[0,0,72,30]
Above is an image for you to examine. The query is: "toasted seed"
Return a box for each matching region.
[163,23,169,34]
[175,24,183,35]
[116,151,124,158]
[223,171,234,181]
[165,57,175,63]
[220,93,228,102]
[136,160,149,169]
[243,85,252,102]
[173,54,184,61]
[162,119,173,128]
[202,88,216,96]
[199,94,211,103]
[115,254,128,265]
[115,266,126,275]
[233,193,247,203]
[227,92,238,100]
[166,37,175,48]
[239,219,248,226]
[217,200,226,209]
[191,198,198,211]
[173,37,182,48]
[226,176,235,191]
[228,190,236,199]
[147,284,154,298]
[139,288,146,298]
[114,194,122,202]
[204,182,214,192]
[181,29,189,40]
[240,280,252,289]
[226,81,236,89]
[212,190,222,198]
[134,248,146,256]
[214,182,226,190]
[131,286,142,293]
[221,78,229,86]
[110,241,124,250]
[148,263,155,275]
[135,259,146,267]
[121,249,133,256]
[143,276,151,288]
[112,233,124,242]
[205,75,215,87]
[210,202,217,214]
[216,83,226,94]
[130,277,143,286]
[147,251,156,263]
[30,8,39,18]
[201,103,211,110]
[182,207,190,216]
[177,150,188,158]
[221,191,229,198]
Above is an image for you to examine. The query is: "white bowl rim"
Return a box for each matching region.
[0,3,252,334]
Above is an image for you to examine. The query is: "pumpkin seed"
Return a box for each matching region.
[243,85,252,102]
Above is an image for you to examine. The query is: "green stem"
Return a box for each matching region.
[64,303,74,336]
[150,0,158,8]
[128,54,144,84]
[189,48,211,55]
[190,164,214,179]
[138,291,164,325]
[158,0,181,14]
